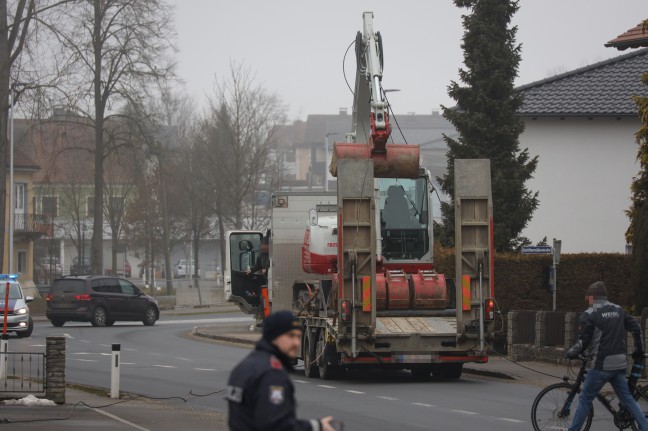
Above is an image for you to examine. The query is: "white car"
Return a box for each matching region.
[174,259,200,278]
[0,275,34,338]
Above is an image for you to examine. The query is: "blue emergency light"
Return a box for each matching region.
[0,274,18,281]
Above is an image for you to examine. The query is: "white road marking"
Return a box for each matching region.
[175,357,192,362]
[64,333,74,339]
[293,380,310,384]
[497,418,525,423]
[194,368,218,372]
[92,407,151,431]
[376,396,398,401]
[152,364,176,369]
[79,340,90,343]
[317,385,336,389]
[120,362,136,365]
[124,348,138,351]
[412,403,435,407]
[345,390,365,395]
[72,358,96,362]
[451,410,478,415]
[29,344,46,347]
[99,344,110,347]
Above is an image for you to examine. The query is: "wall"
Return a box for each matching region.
[520,117,640,253]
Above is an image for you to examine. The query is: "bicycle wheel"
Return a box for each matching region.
[531,382,593,431]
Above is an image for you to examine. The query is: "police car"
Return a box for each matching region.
[0,274,34,338]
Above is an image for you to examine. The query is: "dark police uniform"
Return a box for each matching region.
[226,338,321,431]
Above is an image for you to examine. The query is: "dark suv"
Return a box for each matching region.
[46,275,159,327]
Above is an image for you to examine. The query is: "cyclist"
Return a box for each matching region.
[566,281,647,431]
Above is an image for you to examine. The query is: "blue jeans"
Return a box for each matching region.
[568,368,648,431]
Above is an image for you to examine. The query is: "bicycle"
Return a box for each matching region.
[531,354,648,430]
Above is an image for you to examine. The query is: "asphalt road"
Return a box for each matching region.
[13,314,620,431]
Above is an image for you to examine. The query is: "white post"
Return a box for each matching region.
[0,336,8,379]
[111,343,121,398]
[325,135,329,192]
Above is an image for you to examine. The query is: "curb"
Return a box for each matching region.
[192,328,257,346]
[463,367,515,380]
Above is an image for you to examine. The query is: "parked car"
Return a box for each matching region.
[39,257,62,276]
[0,275,34,338]
[70,256,91,275]
[174,259,200,278]
[45,275,159,327]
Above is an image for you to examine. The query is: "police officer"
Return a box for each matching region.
[226,310,336,431]
[566,281,647,431]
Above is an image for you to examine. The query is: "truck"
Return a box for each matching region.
[224,12,495,380]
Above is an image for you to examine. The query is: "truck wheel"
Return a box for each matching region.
[317,331,338,380]
[302,328,319,378]
[433,363,463,380]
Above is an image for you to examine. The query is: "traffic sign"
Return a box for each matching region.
[521,245,552,254]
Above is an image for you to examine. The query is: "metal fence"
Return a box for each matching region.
[0,352,46,394]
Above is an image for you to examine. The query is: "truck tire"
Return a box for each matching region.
[302,328,319,378]
[317,330,339,380]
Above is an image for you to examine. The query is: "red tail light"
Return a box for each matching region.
[46,294,54,301]
[341,300,351,322]
[74,294,92,301]
[484,298,495,320]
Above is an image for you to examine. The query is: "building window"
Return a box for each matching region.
[87,196,95,217]
[17,251,27,274]
[42,196,58,217]
[14,183,26,213]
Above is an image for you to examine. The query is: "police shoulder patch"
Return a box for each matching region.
[269,385,285,405]
[270,355,283,370]
[225,385,243,403]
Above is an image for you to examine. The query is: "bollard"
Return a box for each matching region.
[0,334,7,379]
[111,344,121,399]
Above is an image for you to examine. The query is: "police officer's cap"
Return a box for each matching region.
[263,311,301,341]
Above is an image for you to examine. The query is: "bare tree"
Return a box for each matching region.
[0,0,74,271]
[198,62,286,267]
[43,0,175,274]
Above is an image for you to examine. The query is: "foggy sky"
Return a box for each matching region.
[173,1,646,121]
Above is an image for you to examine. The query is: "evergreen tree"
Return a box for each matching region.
[438,0,538,252]
[628,55,648,311]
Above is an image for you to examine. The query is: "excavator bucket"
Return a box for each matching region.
[329,142,420,179]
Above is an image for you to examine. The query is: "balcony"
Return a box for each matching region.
[14,213,53,239]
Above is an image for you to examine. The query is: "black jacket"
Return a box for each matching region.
[250,253,270,274]
[569,299,643,371]
[226,338,320,431]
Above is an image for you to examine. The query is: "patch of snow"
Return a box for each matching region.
[1,394,56,406]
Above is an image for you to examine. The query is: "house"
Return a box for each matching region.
[2,139,49,296]
[516,48,648,253]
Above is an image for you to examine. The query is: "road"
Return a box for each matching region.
[12,314,619,431]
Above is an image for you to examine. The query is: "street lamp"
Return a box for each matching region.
[8,82,28,274]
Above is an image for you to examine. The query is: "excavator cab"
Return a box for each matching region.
[379,176,431,262]
[224,230,264,314]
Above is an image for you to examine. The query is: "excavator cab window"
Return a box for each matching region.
[378,178,430,260]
